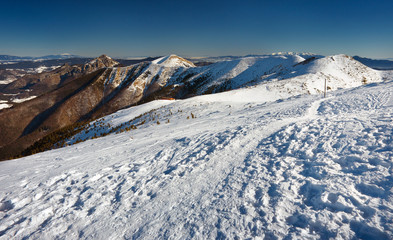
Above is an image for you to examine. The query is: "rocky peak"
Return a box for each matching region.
[83,54,119,72]
[97,54,114,62]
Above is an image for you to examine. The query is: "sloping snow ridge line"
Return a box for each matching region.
[1,82,393,238]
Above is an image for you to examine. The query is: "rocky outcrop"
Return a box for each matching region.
[82,55,119,71]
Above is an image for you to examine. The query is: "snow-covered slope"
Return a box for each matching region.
[180,54,384,96]
[1,76,393,239]
[152,54,195,68]
[181,55,306,92]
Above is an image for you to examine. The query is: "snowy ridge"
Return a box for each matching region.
[11,96,37,103]
[189,52,323,63]
[295,54,382,89]
[178,54,384,98]
[0,77,393,239]
[152,54,195,68]
[183,55,306,93]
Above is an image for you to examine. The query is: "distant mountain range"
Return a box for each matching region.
[188,52,324,64]
[0,54,82,62]
[353,56,393,70]
[190,54,393,70]
[2,53,392,70]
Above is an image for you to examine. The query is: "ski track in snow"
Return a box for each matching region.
[1,81,393,239]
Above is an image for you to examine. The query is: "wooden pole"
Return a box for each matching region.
[324,78,327,98]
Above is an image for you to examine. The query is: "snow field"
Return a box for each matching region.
[0,80,393,239]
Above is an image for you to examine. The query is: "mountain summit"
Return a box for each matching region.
[83,54,119,71]
[152,54,195,68]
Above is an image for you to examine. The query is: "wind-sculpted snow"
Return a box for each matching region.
[1,79,393,239]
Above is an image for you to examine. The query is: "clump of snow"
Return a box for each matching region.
[0,79,17,84]
[11,96,36,103]
[35,66,48,73]
[0,103,12,110]
[34,65,60,73]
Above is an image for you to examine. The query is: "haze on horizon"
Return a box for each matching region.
[1,0,392,59]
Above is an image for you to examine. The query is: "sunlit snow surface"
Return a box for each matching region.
[0,104,12,110]
[11,96,37,103]
[1,80,393,239]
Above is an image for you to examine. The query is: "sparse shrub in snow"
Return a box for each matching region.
[362,76,368,85]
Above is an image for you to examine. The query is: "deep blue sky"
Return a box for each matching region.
[1,0,392,58]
